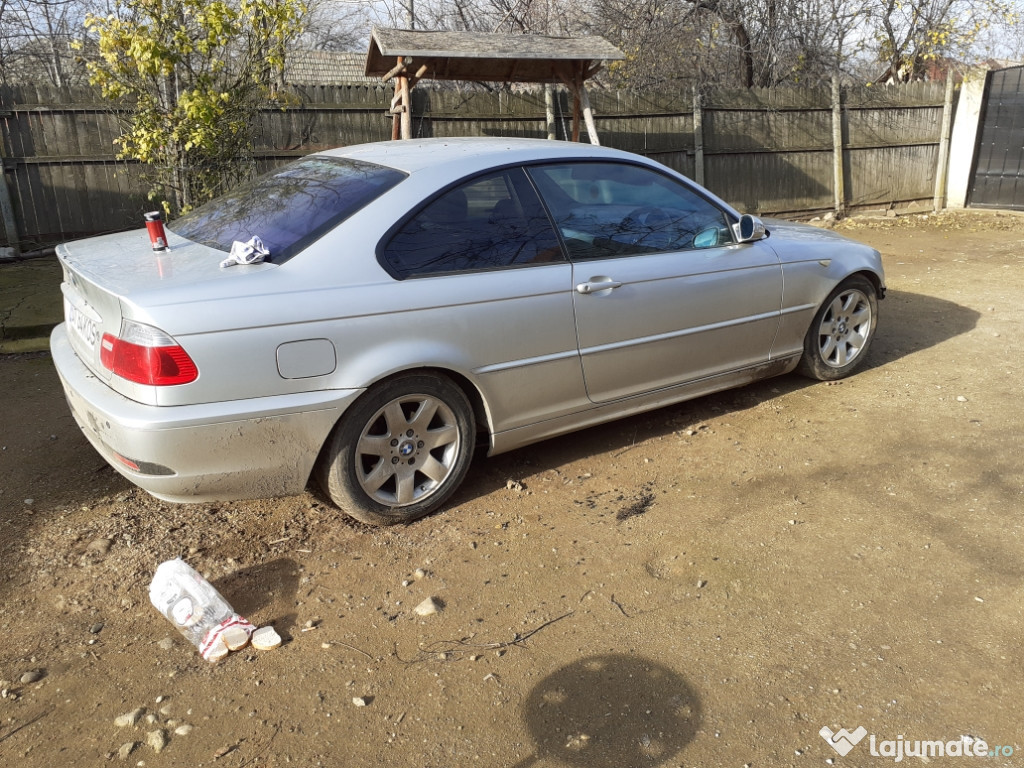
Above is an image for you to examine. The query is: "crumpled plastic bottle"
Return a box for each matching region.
[149,557,253,661]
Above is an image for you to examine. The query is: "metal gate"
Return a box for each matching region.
[968,65,1024,209]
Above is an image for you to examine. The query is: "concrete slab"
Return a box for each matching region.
[0,256,63,353]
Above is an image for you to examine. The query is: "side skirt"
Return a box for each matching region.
[488,355,801,456]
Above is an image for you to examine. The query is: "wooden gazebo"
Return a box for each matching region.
[364,27,625,143]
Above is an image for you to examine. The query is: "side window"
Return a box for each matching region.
[380,167,563,278]
[527,162,733,261]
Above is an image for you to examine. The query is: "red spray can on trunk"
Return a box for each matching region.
[145,211,168,251]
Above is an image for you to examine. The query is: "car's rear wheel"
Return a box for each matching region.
[317,374,475,525]
[797,275,878,381]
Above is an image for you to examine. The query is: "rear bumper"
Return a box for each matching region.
[51,324,362,503]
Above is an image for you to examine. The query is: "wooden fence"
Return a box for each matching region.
[0,81,951,250]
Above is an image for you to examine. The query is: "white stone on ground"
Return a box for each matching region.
[414,597,442,616]
[147,729,167,753]
[114,708,145,727]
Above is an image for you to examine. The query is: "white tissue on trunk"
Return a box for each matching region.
[220,236,270,268]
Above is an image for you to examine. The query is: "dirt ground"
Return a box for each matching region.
[1,210,1022,768]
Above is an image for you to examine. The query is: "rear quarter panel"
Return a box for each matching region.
[133,249,587,436]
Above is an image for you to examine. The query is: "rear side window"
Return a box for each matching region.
[169,156,406,263]
[380,167,563,278]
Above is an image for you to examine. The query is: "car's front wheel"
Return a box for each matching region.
[317,374,475,525]
[797,275,878,381]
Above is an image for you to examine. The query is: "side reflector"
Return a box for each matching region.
[111,451,175,476]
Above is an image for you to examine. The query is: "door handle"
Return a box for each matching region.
[576,279,623,294]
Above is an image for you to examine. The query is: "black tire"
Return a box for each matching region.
[797,275,878,381]
[317,374,475,525]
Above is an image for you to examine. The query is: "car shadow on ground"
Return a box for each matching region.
[867,288,982,368]
[449,289,980,510]
[508,654,701,768]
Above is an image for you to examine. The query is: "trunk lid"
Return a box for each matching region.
[57,227,274,389]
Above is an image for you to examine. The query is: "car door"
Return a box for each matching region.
[377,167,588,433]
[528,161,784,404]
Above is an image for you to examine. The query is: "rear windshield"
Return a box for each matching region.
[168,156,406,263]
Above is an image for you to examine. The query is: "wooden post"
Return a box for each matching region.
[579,84,600,146]
[0,162,20,256]
[544,84,556,140]
[933,75,956,212]
[399,72,412,140]
[692,86,705,187]
[390,57,403,141]
[407,63,429,89]
[0,110,20,255]
[831,74,846,218]
[571,87,581,142]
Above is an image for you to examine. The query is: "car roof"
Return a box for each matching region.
[317,137,644,175]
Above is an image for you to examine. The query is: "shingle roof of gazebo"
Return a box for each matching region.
[285,51,378,85]
[365,27,625,83]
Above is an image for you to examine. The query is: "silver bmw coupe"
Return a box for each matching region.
[52,138,884,524]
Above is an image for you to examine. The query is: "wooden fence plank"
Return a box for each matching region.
[846,144,938,206]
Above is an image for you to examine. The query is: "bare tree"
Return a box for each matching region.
[870,0,1016,81]
[973,2,1024,63]
[301,0,369,50]
[0,0,94,86]
[363,0,584,34]
[6,0,1004,92]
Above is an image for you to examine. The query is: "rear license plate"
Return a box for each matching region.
[65,299,100,350]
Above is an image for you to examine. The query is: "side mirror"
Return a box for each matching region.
[736,214,767,243]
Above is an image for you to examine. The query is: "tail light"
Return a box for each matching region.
[100,320,198,386]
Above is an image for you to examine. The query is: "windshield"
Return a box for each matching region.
[169,156,406,263]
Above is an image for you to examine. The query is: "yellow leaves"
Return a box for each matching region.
[192,1,240,53]
[84,0,304,214]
